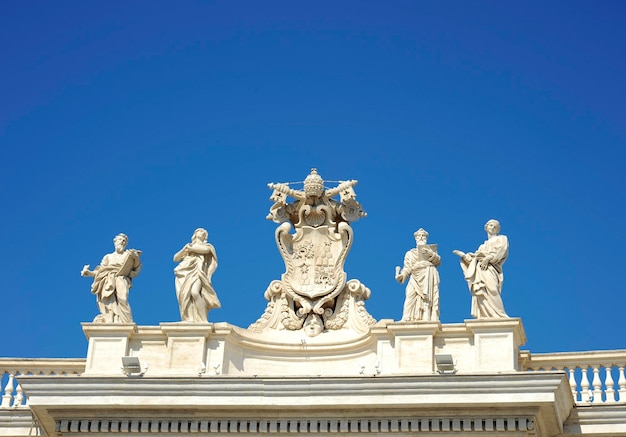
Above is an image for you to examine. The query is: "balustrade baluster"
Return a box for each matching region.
[1,373,15,408]
[13,383,24,407]
[618,366,626,403]
[567,367,578,401]
[591,365,602,403]
[605,365,616,403]
[522,352,626,405]
[580,366,591,402]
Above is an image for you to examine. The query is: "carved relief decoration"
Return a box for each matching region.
[250,169,374,337]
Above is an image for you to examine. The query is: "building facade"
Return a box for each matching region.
[2,170,625,437]
[2,318,626,437]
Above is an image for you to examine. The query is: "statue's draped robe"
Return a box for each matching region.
[174,248,220,322]
[401,248,440,321]
[460,235,509,318]
[90,252,135,323]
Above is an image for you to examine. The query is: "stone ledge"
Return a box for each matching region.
[0,409,37,437]
[20,372,571,437]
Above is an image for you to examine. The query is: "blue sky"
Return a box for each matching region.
[1,1,625,359]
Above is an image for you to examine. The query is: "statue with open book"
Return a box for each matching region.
[395,228,441,321]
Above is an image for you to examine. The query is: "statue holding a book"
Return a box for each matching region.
[81,233,142,323]
[395,228,441,322]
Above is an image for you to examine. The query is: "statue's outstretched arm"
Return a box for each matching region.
[453,250,473,264]
[395,265,407,283]
[81,253,110,277]
[81,264,95,277]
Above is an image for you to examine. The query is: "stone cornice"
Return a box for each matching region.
[0,409,36,437]
[21,372,567,404]
[20,372,572,437]
[563,405,626,435]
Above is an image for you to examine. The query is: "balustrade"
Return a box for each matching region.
[521,350,626,404]
[0,358,85,408]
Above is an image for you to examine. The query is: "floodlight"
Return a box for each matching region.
[435,354,456,374]
[121,356,146,376]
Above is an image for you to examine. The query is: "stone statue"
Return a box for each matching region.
[81,233,142,323]
[395,228,440,321]
[173,228,220,323]
[453,219,509,319]
[250,168,375,336]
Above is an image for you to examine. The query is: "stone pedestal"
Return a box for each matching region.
[386,321,441,373]
[465,318,526,372]
[82,323,136,375]
[160,322,214,374]
[79,319,527,377]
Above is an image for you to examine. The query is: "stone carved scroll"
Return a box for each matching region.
[323,279,376,332]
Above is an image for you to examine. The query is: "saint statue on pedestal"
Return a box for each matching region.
[81,233,142,323]
[395,228,441,322]
[453,219,509,319]
[173,228,220,323]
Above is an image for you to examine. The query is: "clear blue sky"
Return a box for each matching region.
[1,1,625,358]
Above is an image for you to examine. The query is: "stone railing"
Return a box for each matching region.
[0,359,85,408]
[521,350,626,405]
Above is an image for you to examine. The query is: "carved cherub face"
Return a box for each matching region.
[303,314,323,337]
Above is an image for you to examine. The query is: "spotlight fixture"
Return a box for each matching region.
[121,356,147,376]
[435,354,456,374]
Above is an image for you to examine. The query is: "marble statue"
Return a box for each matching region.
[395,228,440,321]
[250,168,375,336]
[81,233,142,323]
[173,228,220,323]
[453,219,509,319]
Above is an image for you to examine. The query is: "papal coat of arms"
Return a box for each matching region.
[250,169,376,337]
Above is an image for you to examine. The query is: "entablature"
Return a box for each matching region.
[20,372,571,437]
